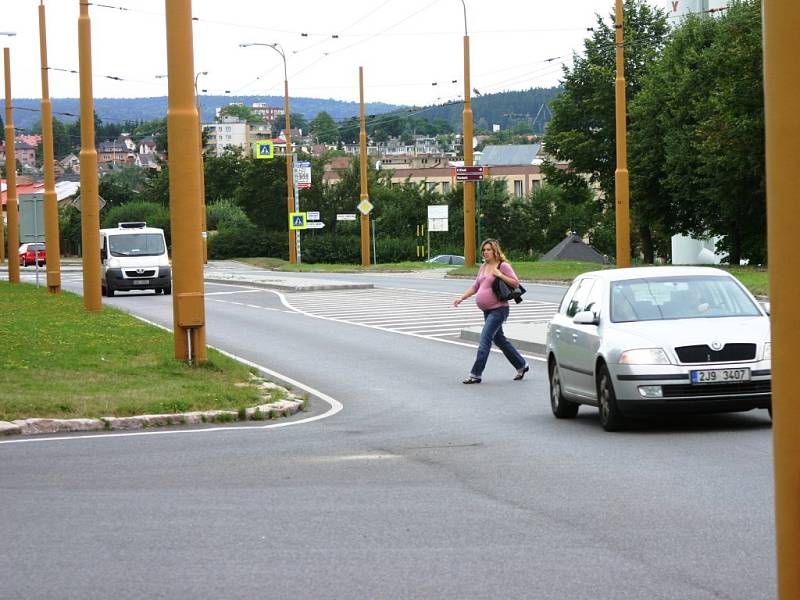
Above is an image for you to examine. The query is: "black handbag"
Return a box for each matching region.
[492,275,526,304]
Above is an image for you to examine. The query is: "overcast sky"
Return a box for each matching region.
[2,0,727,108]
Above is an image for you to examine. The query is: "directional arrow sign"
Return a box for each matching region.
[306,221,325,229]
[454,165,484,181]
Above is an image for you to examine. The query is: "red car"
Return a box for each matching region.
[18,243,46,266]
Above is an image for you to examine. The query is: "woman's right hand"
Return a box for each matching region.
[453,297,462,307]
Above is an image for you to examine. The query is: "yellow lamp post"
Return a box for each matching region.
[459,0,476,266]
[77,0,101,311]
[37,0,62,293]
[164,0,207,364]
[3,41,20,282]
[614,0,631,267]
[763,4,800,598]
[240,42,298,264]
[0,32,15,265]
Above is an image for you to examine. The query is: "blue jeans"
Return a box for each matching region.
[469,306,526,378]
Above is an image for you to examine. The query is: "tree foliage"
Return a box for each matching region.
[543,0,670,262]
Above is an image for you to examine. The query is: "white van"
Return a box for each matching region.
[100,222,171,296]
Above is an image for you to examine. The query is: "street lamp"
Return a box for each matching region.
[240,41,298,264]
[458,0,476,266]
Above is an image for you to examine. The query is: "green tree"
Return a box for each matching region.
[543,0,670,262]
[217,104,261,122]
[310,111,339,144]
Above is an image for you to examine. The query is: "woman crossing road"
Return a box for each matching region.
[452,239,529,384]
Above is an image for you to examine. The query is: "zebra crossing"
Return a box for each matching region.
[282,286,558,340]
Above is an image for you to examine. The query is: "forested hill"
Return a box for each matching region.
[4,87,561,134]
[404,87,562,134]
[4,95,401,132]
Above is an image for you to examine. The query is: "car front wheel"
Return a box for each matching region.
[549,360,579,418]
[598,364,626,432]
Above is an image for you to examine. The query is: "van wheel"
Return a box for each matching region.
[598,364,626,432]
[163,286,171,295]
[106,279,115,297]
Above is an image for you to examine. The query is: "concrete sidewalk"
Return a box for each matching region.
[459,322,548,355]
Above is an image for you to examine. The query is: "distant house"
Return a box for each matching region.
[60,153,81,174]
[138,138,157,155]
[135,153,160,171]
[0,141,37,167]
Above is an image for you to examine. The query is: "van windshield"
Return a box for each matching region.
[109,233,165,257]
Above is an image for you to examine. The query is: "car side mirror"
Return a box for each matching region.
[573,310,599,325]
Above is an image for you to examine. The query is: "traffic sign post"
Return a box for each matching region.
[454,165,484,182]
[306,221,325,229]
[289,212,307,230]
[254,140,274,159]
[294,160,312,189]
[19,193,45,287]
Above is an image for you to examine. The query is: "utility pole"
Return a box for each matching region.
[459,0,476,266]
[77,0,101,311]
[38,0,62,293]
[164,0,207,364]
[614,0,631,267]
[358,66,370,266]
[763,4,800,598]
[4,47,20,284]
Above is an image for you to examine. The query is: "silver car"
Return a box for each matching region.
[546,266,771,431]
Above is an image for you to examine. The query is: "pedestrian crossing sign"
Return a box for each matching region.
[254,140,274,159]
[289,212,307,230]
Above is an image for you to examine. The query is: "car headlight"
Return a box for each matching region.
[763,342,771,360]
[619,348,670,365]
[108,258,121,269]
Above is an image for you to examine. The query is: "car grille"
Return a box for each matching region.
[123,269,157,278]
[662,380,771,398]
[674,343,756,363]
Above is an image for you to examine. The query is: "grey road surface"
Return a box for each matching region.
[0,269,775,600]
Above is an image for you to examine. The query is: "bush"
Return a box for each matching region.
[208,228,289,260]
[375,236,416,263]
[207,199,253,232]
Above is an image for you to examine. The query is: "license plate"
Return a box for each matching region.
[133,279,150,285]
[691,368,751,384]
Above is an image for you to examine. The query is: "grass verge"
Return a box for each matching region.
[0,282,283,422]
[236,257,767,295]
[239,257,448,272]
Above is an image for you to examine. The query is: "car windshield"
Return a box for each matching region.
[109,233,165,257]
[610,275,761,322]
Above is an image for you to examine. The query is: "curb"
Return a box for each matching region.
[203,277,373,292]
[458,328,547,355]
[0,381,306,437]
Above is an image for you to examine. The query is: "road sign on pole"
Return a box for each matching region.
[454,165,484,181]
[337,213,357,221]
[306,221,325,229]
[357,199,374,215]
[294,160,312,189]
[254,140,274,159]
[19,193,46,243]
[289,212,307,230]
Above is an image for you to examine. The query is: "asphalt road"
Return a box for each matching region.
[0,267,775,599]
